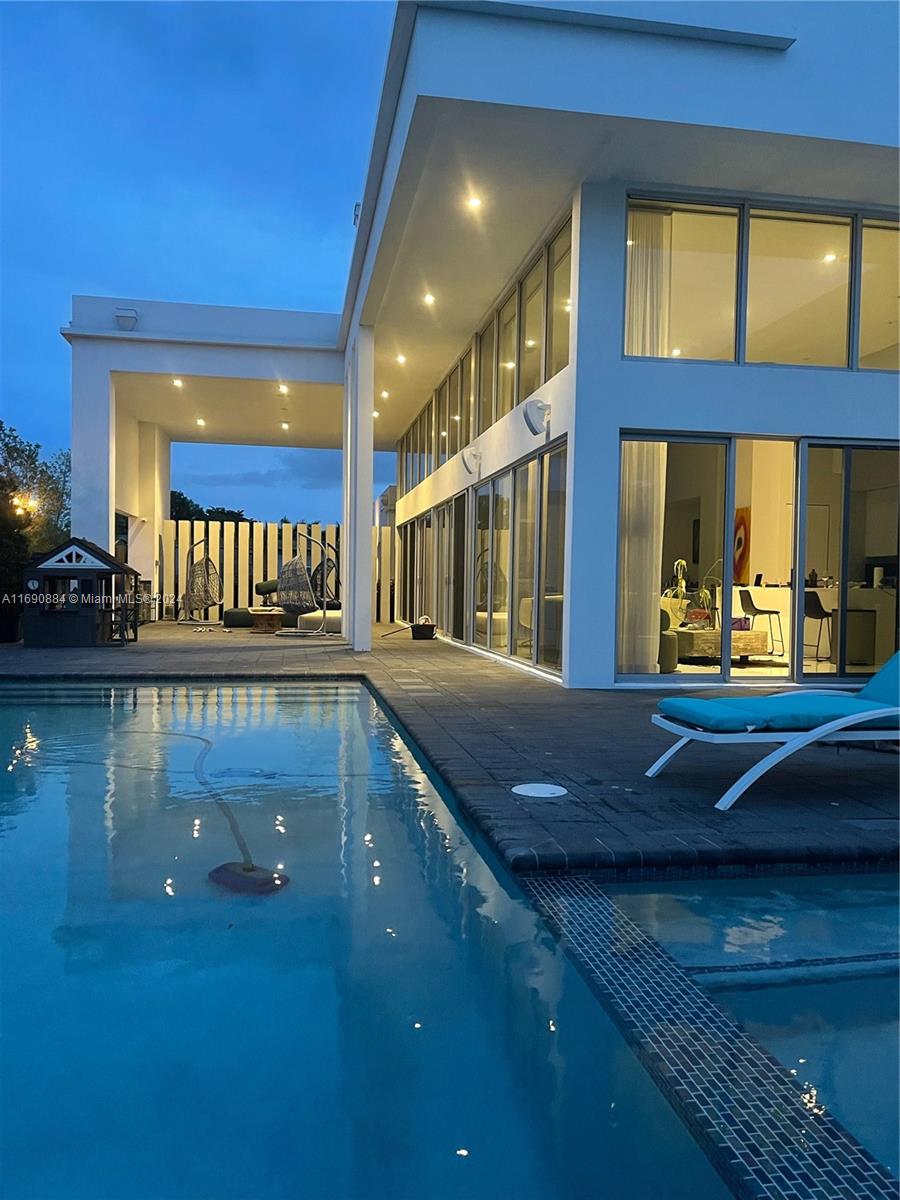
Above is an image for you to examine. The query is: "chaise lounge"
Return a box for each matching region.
[645,653,900,811]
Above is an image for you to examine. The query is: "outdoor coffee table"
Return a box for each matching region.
[676,627,769,664]
[248,606,284,634]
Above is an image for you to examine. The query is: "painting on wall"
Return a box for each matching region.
[733,506,751,584]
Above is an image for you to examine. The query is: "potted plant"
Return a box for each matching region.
[662,559,690,626]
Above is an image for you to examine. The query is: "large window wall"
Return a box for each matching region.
[398,219,571,496]
[398,441,568,673]
[617,435,898,681]
[624,198,899,371]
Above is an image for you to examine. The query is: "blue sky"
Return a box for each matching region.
[0,1,396,522]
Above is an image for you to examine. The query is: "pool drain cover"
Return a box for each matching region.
[511,783,569,798]
[208,863,289,894]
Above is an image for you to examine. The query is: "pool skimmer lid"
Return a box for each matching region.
[511,783,569,798]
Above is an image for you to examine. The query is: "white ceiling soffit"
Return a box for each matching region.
[364,97,898,436]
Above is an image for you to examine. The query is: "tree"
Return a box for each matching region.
[169,489,207,521]
[205,505,247,523]
[0,466,30,630]
[0,422,70,552]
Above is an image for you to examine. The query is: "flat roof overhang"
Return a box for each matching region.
[363,96,899,440]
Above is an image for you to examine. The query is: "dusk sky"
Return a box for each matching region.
[0,1,396,522]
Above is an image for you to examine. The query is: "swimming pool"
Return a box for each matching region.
[607,874,900,1176]
[0,681,731,1200]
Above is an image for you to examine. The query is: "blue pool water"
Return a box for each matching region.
[0,682,730,1200]
[607,875,900,1175]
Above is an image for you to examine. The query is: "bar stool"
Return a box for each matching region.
[739,589,785,656]
[804,590,833,661]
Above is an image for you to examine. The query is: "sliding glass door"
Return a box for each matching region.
[802,444,899,677]
[617,438,727,677]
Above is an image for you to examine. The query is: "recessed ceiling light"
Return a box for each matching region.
[173,378,183,388]
[373,410,380,418]
[380,389,389,399]
[466,196,482,210]
[196,417,206,427]
[671,347,682,357]
[281,422,289,431]
[396,353,406,364]
[822,252,837,263]
[278,383,289,394]
[423,293,435,306]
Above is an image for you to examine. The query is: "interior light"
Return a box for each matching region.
[466,196,482,210]
[440,430,447,437]
[423,293,435,306]
[173,378,183,388]
[396,353,406,364]
[563,300,572,313]
[671,348,682,357]
[278,383,289,395]
[281,422,290,431]
[380,390,389,399]
[196,418,206,427]
[452,414,460,421]
[502,361,515,370]
[822,252,837,263]
[525,338,536,348]
[626,239,634,247]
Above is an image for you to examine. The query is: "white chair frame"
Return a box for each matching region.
[645,690,899,811]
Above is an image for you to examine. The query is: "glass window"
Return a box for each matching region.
[511,460,537,661]
[448,364,461,458]
[617,440,725,676]
[625,200,738,361]
[472,483,491,646]
[860,221,900,370]
[518,259,545,402]
[547,222,571,377]
[477,320,495,435]
[538,446,567,670]
[437,380,449,467]
[422,399,433,479]
[451,492,467,641]
[497,293,517,419]
[747,210,851,367]
[460,348,473,447]
[397,438,405,498]
[490,474,511,652]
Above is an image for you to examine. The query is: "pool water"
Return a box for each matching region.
[607,875,900,1175]
[0,682,730,1200]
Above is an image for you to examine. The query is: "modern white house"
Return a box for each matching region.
[65,0,899,688]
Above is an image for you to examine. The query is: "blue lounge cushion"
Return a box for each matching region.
[659,692,898,733]
[859,652,900,706]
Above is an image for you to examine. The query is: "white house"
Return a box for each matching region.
[65,0,899,687]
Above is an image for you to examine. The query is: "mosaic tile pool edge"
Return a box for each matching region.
[523,875,899,1200]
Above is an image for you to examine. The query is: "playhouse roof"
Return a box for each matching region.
[28,537,140,577]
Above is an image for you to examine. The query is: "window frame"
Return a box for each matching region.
[623,191,899,374]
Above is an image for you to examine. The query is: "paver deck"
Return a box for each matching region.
[2,623,897,876]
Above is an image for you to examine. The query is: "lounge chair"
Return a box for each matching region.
[645,653,900,811]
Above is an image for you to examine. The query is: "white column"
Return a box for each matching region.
[342,325,374,650]
[130,423,170,588]
[70,343,115,550]
[564,181,629,687]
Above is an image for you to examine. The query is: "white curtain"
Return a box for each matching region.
[618,440,668,673]
[625,208,671,358]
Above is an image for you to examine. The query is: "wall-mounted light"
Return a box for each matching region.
[461,446,482,475]
[114,308,138,331]
[522,398,550,436]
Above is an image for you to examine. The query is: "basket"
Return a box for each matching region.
[411,622,437,640]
